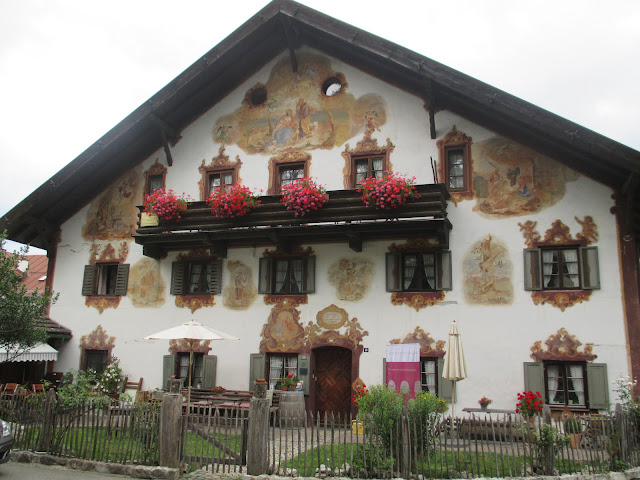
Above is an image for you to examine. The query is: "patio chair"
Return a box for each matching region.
[3,383,18,395]
[31,383,45,394]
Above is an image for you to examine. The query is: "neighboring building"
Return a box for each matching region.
[1,1,639,416]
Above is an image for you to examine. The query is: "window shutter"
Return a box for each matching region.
[82,265,97,296]
[523,249,542,291]
[208,260,223,294]
[586,363,609,410]
[523,362,545,394]
[201,355,218,389]
[297,353,310,395]
[249,353,266,391]
[437,250,452,291]
[114,264,130,296]
[385,253,401,292]
[382,358,386,386]
[258,258,271,294]
[438,358,453,402]
[171,262,185,295]
[302,256,316,293]
[162,355,176,391]
[580,247,600,290]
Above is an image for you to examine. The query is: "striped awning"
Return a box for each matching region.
[0,343,58,362]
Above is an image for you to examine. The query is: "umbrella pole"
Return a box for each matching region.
[451,381,455,418]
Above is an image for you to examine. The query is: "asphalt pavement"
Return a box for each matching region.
[0,461,130,479]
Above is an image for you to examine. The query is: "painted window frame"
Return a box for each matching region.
[207,170,235,196]
[352,155,386,187]
[258,256,316,295]
[385,251,452,292]
[524,246,600,291]
[278,163,306,191]
[82,263,130,297]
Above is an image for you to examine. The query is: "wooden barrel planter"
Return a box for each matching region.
[279,391,305,428]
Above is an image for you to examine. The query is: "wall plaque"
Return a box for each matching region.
[317,304,348,330]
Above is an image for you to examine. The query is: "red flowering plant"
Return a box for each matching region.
[280,177,329,217]
[206,184,262,218]
[281,371,299,389]
[143,189,190,221]
[516,391,544,417]
[352,383,369,405]
[357,171,421,210]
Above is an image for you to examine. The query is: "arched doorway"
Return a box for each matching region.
[313,346,352,416]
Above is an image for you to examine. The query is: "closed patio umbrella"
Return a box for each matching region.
[144,320,239,405]
[442,320,467,418]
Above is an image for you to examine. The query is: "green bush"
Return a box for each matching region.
[355,385,403,451]
[407,391,448,449]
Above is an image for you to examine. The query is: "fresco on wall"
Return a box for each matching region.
[213,53,386,154]
[328,258,374,301]
[82,168,142,240]
[128,258,165,308]
[530,328,596,362]
[463,235,513,305]
[223,260,257,310]
[471,137,577,218]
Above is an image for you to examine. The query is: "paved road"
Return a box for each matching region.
[0,461,130,479]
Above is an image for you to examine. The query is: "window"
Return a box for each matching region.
[163,354,217,389]
[385,251,452,292]
[421,358,438,395]
[258,256,316,294]
[85,349,108,374]
[268,354,298,390]
[354,156,384,187]
[208,171,234,196]
[177,353,204,388]
[82,263,129,296]
[545,362,586,407]
[146,174,164,196]
[446,148,465,190]
[524,247,600,291]
[278,164,305,191]
[171,260,222,295]
[437,126,472,196]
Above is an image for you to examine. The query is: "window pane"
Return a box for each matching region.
[149,175,163,193]
[209,174,221,194]
[275,260,289,293]
[447,149,465,189]
[97,264,118,295]
[269,354,298,389]
[421,359,437,394]
[86,350,108,374]
[403,254,418,290]
[542,249,559,288]
[372,157,384,175]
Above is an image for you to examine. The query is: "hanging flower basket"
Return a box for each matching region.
[357,171,421,210]
[143,189,190,222]
[280,177,329,217]
[206,184,262,218]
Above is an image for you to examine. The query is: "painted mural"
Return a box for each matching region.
[213,53,386,154]
[128,258,165,308]
[223,260,257,310]
[471,137,577,218]
[328,258,374,301]
[82,168,142,240]
[463,235,513,305]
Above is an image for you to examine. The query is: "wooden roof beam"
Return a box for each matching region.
[150,114,181,167]
[278,15,299,72]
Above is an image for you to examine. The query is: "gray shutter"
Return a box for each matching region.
[303,256,316,293]
[114,264,130,296]
[209,260,222,294]
[201,355,218,389]
[438,358,453,402]
[297,353,310,395]
[523,362,545,394]
[523,249,542,291]
[580,247,600,290]
[587,363,609,410]
[171,262,185,295]
[437,250,452,291]
[385,253,401,292]
[258,258,271,294]
[249,353,266,391]
[163,355,176,391]
[82,265,97,296]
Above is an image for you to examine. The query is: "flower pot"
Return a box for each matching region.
[281,386,289,391]
[480,404,488,411]
[140,212,159,227]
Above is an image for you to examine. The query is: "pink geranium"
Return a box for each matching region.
[280,177,328,217]
[357,171,420,210]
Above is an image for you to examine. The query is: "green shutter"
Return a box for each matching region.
[580,247,601,290]
[209,260,223,294]
[201,355,217,389]
[437,250,452,291]
[303,256,316,293]
[82,265,97,296]
[385,252,401,292]
[523,249,542,291]
[170,262,185,295]
[162,354,175,391]
[587,363,609,410]
[114,264,130,296]
[523,362,545,394]
[258,258,271,294]
[249,353,266,391]
[298,353,310,395]
[438,358,453,402]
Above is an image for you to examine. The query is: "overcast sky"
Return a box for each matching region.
[1,0,639,252]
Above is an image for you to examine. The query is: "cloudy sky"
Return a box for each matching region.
[1,0,639,251]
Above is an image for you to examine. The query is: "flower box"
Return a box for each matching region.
[358,171,421,210]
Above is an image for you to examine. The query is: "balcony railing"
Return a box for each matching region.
[134,184,451,258]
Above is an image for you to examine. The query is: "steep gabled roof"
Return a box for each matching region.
[2,0,639,249]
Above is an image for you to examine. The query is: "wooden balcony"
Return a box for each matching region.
[133,184,451,259]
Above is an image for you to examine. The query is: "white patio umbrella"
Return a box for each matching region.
[144,320,239,405]
[442,320,467,419]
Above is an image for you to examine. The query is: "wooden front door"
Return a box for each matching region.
[314,346,352,417]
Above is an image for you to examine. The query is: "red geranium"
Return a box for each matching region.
[357,171,420,210]
[515,390,544,417]
[143,189,190,221]
[206,184,261,218]
[280,177,328,217]
[352,383,369,405]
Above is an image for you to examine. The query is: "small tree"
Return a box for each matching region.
[0,231,57,360]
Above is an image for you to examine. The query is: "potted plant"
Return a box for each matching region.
[143,188,190,222]
[280,177,328,217]
[206,184,261,218]
[515,391,544,423]
[564,417,583,448]
[280,372,299,391]
[357,171,421,210]
[478,396,492,411]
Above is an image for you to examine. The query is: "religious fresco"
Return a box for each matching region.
[260,299,307,353]
[463,235,513,305]
[223,260,257,310]
[213,53,387,154]
[82,168,142,241]
[128,257,165,308]
[530,328,596,362]
[471,137,578,218]
[328,258,374,301]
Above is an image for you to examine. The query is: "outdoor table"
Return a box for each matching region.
[462,408,516,415]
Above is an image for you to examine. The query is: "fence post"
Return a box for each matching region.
[247,379,270,475]
[542,405,554,475]
[39,388,56,452]
[159,393,183,468]
[614,403,628,463]
[401,412,410,478]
